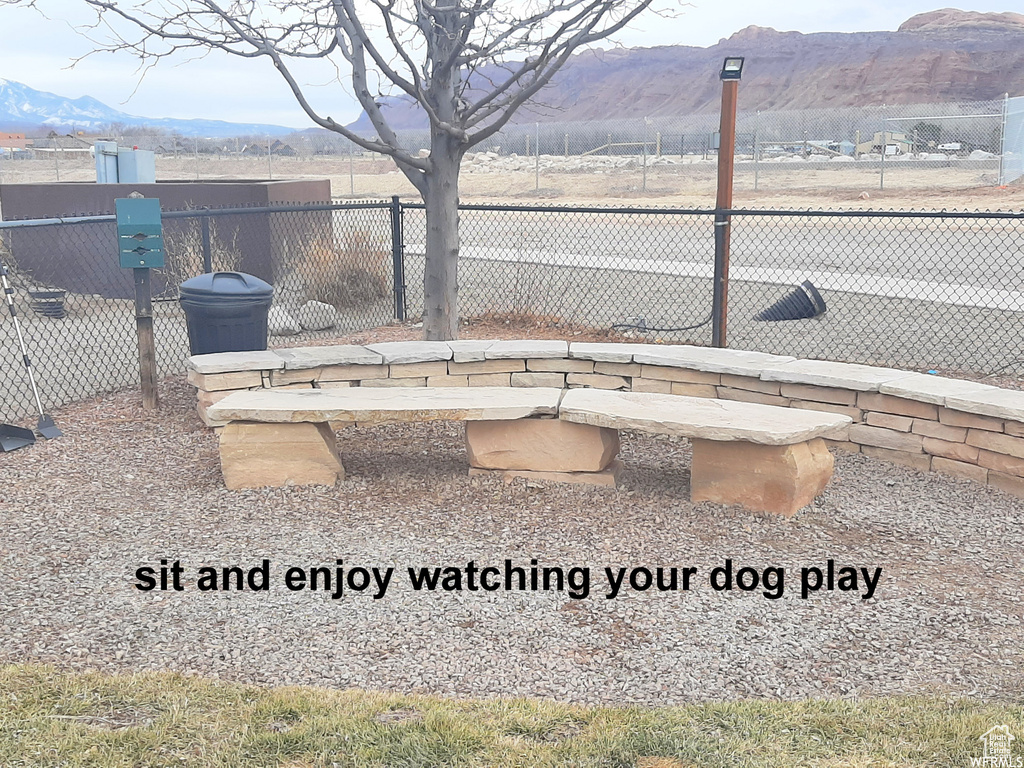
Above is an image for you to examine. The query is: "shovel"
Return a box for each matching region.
[0,423,35,452]
[1,262,62,443]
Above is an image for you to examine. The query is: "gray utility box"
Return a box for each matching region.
[95,141,156,183]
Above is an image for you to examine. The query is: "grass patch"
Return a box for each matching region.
[1,664,1021,767]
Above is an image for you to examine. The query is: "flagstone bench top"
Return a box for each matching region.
[207,386,563,425]
[209,385,851,445]
[559,389,851,445]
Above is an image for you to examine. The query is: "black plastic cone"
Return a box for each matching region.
[754,280,827,322]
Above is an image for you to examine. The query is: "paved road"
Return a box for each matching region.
[409,209,1024,293]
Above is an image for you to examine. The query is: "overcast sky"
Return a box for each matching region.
[0,1,1016,129]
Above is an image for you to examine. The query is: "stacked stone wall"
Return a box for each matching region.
[186,341,1024,499]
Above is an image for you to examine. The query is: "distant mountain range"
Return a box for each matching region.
[349,8,1024,131]
[0,79,294,137]
[6,8,1024,139]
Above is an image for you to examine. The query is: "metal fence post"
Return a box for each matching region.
[879,107,887,190]
[642,117,648,193]
[879,133,886,190]
[390,195,406,321]
[999,92,1009,186]
[754,110,760,192]
[535,122,540,192]
[349,142,355,195]
[201,212,212,273]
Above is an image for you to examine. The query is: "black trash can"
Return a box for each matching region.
[179,272,274,355]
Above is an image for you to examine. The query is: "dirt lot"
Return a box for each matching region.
[4,153,1022,211]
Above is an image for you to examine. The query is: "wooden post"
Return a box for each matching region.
[712,78,739,348]
[134,268,159,409]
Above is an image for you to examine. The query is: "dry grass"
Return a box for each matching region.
[9,153,1024,210]
[460,311,639,342]
[294,231,389,310]
[1,665,1021,767]
[161,217,243,293]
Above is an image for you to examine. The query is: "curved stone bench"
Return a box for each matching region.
[187,339,1024,501]
[207,385,850,516]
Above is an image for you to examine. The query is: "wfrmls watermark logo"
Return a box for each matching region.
[971,725,1023,767]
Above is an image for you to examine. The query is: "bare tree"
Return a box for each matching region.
[19,0,661,338]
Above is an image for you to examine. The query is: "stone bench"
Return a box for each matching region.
[207,386,604,490]
[558,389,851,515]
[208,384,851,516]
[187,341,1024,502]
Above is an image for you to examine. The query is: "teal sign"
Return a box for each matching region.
[115,198,165,269]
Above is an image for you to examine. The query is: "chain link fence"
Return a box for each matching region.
[448,98,1009,195]
[401,203,1024,373]
[1,98,1017,198]
[0,202,396,422]
[3,200,1024,423]
[726,209,1024,371]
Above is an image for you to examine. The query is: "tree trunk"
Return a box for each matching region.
[422,136,461,340]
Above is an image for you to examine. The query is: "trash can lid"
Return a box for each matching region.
[179,271,273,297]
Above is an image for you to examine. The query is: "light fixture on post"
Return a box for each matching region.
[720,56,744,81]
[711,56,744,347]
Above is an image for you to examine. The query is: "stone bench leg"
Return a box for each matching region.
[219,421,344,490]
[689,437,833,516]
[466,418,621,487]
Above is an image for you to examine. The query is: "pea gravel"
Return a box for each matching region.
[1,376,1022,706]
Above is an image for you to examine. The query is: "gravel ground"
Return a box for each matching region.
[1,376,1023,707]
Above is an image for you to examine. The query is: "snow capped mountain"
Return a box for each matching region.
[0,79,295,137]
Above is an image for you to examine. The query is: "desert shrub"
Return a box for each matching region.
[160,218,243,297]
[296,230,389,310]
